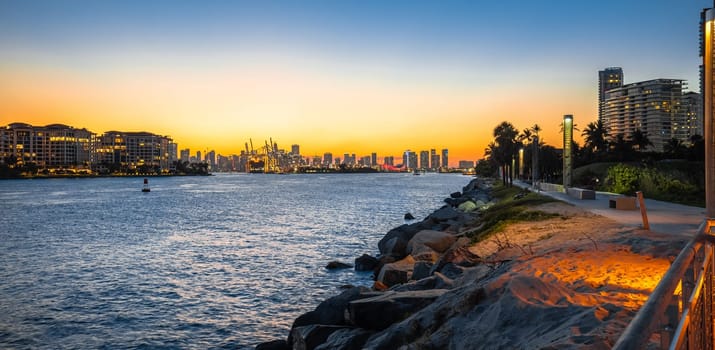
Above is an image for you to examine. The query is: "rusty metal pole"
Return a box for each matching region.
[636,191,649,230]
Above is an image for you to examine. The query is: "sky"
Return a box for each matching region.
[0,0,710,165]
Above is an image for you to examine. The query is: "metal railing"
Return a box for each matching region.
[613,219,715,350]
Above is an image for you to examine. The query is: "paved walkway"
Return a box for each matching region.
[513,180,706,236]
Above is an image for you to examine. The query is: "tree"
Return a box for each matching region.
[611,134,633,161]
[664,138,685,159]
[687,135,705,161]
[491,121,520,186]
[581,120,608,158]
[629,129,652,152]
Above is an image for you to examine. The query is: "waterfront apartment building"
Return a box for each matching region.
[603,79,690,152]
[0,123,93,169]
[180,148,190,163]
[95,131,174,173]
[384,156,394,166]
[598,67,623,122]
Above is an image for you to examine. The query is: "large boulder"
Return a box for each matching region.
[291,325,348,350]
[377,255,415,287]
[429,206,459,222]
[407,230,457,255]
[348,289,448,330]
[410,261,434,281]
[314,328,374,350]
[288,287,369,344]
[354,254,379,272]
[457,200,478,212]
[377,223,424,257]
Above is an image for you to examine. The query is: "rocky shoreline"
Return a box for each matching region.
[255,176,689,349]
[256,177,494,349]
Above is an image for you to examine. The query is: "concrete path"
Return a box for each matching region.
[513,180,706,236]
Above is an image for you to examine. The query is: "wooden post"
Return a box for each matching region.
[636,191,650,230]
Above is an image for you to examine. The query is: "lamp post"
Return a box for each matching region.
[518,148,524,179]
[563,114,573,190]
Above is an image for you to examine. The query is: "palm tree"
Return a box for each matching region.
[492,121,519,186]
[629,129,652,152]
[611,134,633,161]
[664,138,685,159]
[531,124,541,185]
[581,120,608,155]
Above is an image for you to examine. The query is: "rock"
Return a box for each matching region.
[288,287,369,344]
[373,254,398,276]
[381,237,408,259]
[377,255,415,287]
[314,328,374,350]
[410,261,434,281]
[450,191,462,198]
[348,289,449,330]
[404,212,415,220]
[354,254,379,272]
[373,280,389,291]
[291,325,347,350]
[377,224,422,257]
[255,339,290,350]
[396,272,454,291]
[429,206,459,222]
[443,196,470,207]
[407,230,457,255]
[457,200,477,212]
[361,284,487,349]
[326,261,353,269]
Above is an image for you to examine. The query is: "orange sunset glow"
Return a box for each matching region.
[0,1,704,165]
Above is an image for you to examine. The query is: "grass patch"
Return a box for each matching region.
[467,184,560,243]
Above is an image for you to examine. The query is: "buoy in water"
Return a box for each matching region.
[142,178,151,192]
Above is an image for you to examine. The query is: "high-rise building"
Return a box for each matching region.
[603,79,688,152]
[384,156,394,166]
[403,150,417,170]
[323,152,333,167]
[430,149,439,170]
[371,153,377,166]
[419,150,429,169]
[206,150,216,169]
[195,151,202,163]
[180,149,190,163]
[441,149,449,168]
[682,91,704,139]
[598,67,624,123]
[291,144,300,156]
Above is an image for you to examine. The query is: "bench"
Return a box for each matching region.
[609,196,637,210]
[566,187,596,200]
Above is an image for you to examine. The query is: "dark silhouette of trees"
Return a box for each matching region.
[490,121,519,186]
[629,129,652,152]
[581,120,608,159]
[664,138,686,159]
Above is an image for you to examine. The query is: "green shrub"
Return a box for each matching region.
[604,163,640,195]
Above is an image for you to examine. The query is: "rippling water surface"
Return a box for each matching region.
[0,173,469,349]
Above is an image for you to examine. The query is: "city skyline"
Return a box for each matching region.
[0,1,708,162]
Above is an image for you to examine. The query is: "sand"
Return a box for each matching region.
[464,201,689,348]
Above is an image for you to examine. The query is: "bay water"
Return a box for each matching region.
[0,173,469,349]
